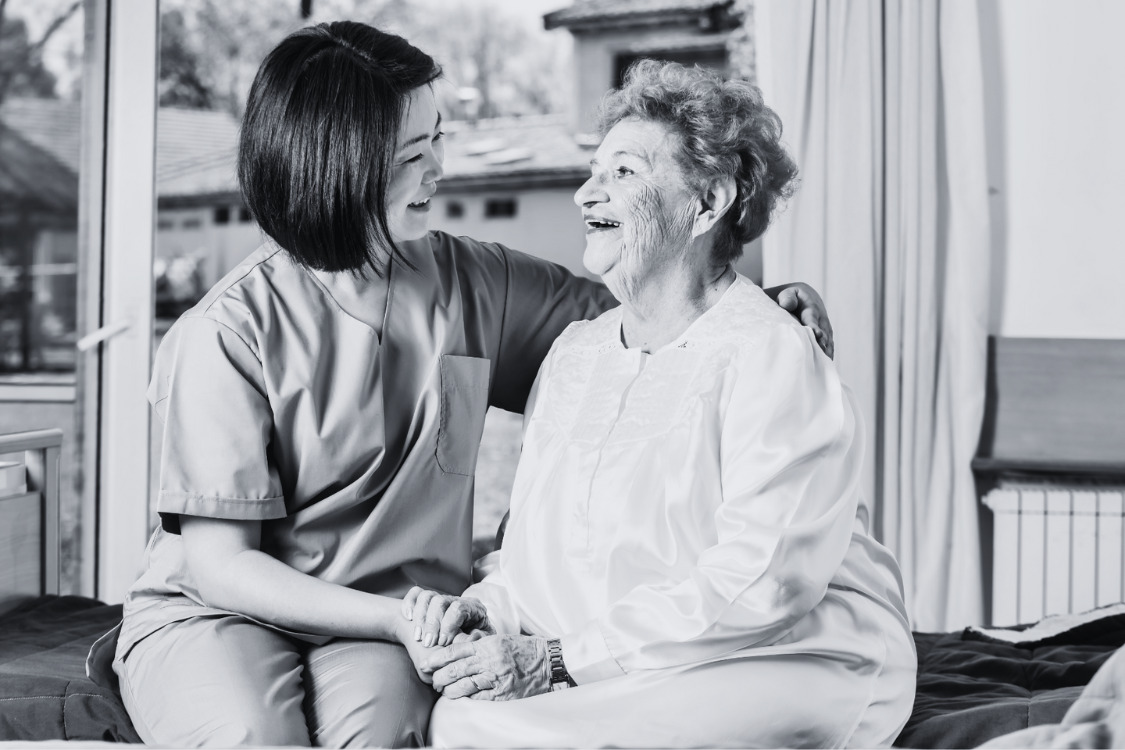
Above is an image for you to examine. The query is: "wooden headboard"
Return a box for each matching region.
[974,337,1125,479]
[0,429,62,617]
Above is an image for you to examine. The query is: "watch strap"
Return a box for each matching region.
[547,638,574,689]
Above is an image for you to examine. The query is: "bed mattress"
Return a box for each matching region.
[3,594,1124,746]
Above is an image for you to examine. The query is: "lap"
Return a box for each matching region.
[116,615,435,748]
[116,615,310,747]
[303,636,436,748]
[431,650,910,749]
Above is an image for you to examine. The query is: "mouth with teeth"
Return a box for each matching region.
[408,197,431,210]
[585,216,622,234]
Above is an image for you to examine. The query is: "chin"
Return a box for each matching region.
[391,224,430,244]
[582,245,617,277]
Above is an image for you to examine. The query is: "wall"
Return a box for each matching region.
[571,26,730,133]
[431,187,592,277]
[156,205,264,289]
[982,0,1125,338]
[431,187,764,284]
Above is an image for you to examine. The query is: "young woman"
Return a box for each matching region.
[90,22,832,747]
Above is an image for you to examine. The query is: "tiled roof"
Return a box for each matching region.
[154,108,241,198]
[0,98,592,202]
[441,114,592,189]
[544,0,730,29]
[0,120,77,216]
[0,98,241,200]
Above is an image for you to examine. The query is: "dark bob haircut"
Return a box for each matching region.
[238,21,441,274]
[597,60,797,265]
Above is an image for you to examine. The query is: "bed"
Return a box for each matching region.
[4,394,1125,747]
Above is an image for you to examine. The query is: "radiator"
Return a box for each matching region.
[985,480,1125,626]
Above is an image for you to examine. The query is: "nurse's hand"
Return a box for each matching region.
[764,282,835,359]
[395,618,435,685]
[402,587,494,647]
[424,634,551,701]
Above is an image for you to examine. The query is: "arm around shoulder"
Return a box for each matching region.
[491,245,617,413]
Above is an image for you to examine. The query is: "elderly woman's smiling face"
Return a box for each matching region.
[574,117,698,302]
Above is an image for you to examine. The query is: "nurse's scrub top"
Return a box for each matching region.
[115,231,611,661]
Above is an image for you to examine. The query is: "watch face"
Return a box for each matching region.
[550,681,570,692]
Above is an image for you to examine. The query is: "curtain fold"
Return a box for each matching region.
[757,0,991,631]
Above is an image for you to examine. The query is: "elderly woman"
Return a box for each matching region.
[406,61,917,748]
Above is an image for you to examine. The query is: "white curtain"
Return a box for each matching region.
[756,0,992,631]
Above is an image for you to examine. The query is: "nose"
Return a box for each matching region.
[573,174,606,208]
[426,139,445,183]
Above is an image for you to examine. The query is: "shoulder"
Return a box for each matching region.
[167,242,314,360]
[553,305,622,352]
[692,277,841,399]
[684,276,817,362]
[417,230,506,269]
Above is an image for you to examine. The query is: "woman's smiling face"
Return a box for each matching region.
[387,86,445,243]
[573,117,697,301]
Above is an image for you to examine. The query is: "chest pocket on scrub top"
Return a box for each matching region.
[436,354,490,476]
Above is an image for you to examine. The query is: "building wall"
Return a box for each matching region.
[431,187,592,277]
[981,0,1125,338]
[431,187,764,284]
[156,204,264,290]
[571,27,729,133]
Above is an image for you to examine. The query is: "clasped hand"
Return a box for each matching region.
[400,587,551,700]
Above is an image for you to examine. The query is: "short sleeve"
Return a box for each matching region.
[489,246,617,413]
[149,315,285,529]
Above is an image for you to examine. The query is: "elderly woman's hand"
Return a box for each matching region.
[402,587,494,647]
[423,634,551,700]
[766,282,835,359]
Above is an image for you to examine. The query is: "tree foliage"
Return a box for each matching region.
[0,0,81,105]
[159,9,214,109]
[157,0,566,120]
[726,0,757,84]
[407,0,567,120]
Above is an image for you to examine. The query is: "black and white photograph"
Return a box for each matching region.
[2,0,1124,747]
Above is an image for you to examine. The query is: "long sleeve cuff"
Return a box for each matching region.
[461,578,522,635]
[560,623,626,684]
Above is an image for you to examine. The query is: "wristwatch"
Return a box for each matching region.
[546,638,575,691]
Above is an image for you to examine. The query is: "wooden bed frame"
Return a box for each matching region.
[0,429,62,617]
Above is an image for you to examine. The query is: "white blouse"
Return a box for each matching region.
[465,275,912,685]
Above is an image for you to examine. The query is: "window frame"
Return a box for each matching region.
[77,0,159,602]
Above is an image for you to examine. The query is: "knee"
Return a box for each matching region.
[128,706,310,748]
[119,656,311,748]
[194,717,311,748]
[311,680,435,748]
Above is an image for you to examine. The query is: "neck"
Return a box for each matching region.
[620,258,734,352]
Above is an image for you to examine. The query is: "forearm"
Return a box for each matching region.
[197,547,403,641]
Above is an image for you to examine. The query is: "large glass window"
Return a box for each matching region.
[0,0,86,592]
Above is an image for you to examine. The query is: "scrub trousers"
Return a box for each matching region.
[114,615,436,748]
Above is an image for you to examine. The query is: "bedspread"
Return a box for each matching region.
[4,594,1124,747]
[895,609,1125,748]
[0,596,139,743]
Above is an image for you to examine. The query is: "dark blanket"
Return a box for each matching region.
[2,594,1122,747]
[0,595,140,742]
[895,612,1125,748]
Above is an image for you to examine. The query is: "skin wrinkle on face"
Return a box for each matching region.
[579,118,700,308]
[575,116,741,352]
[617,181,694,305]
